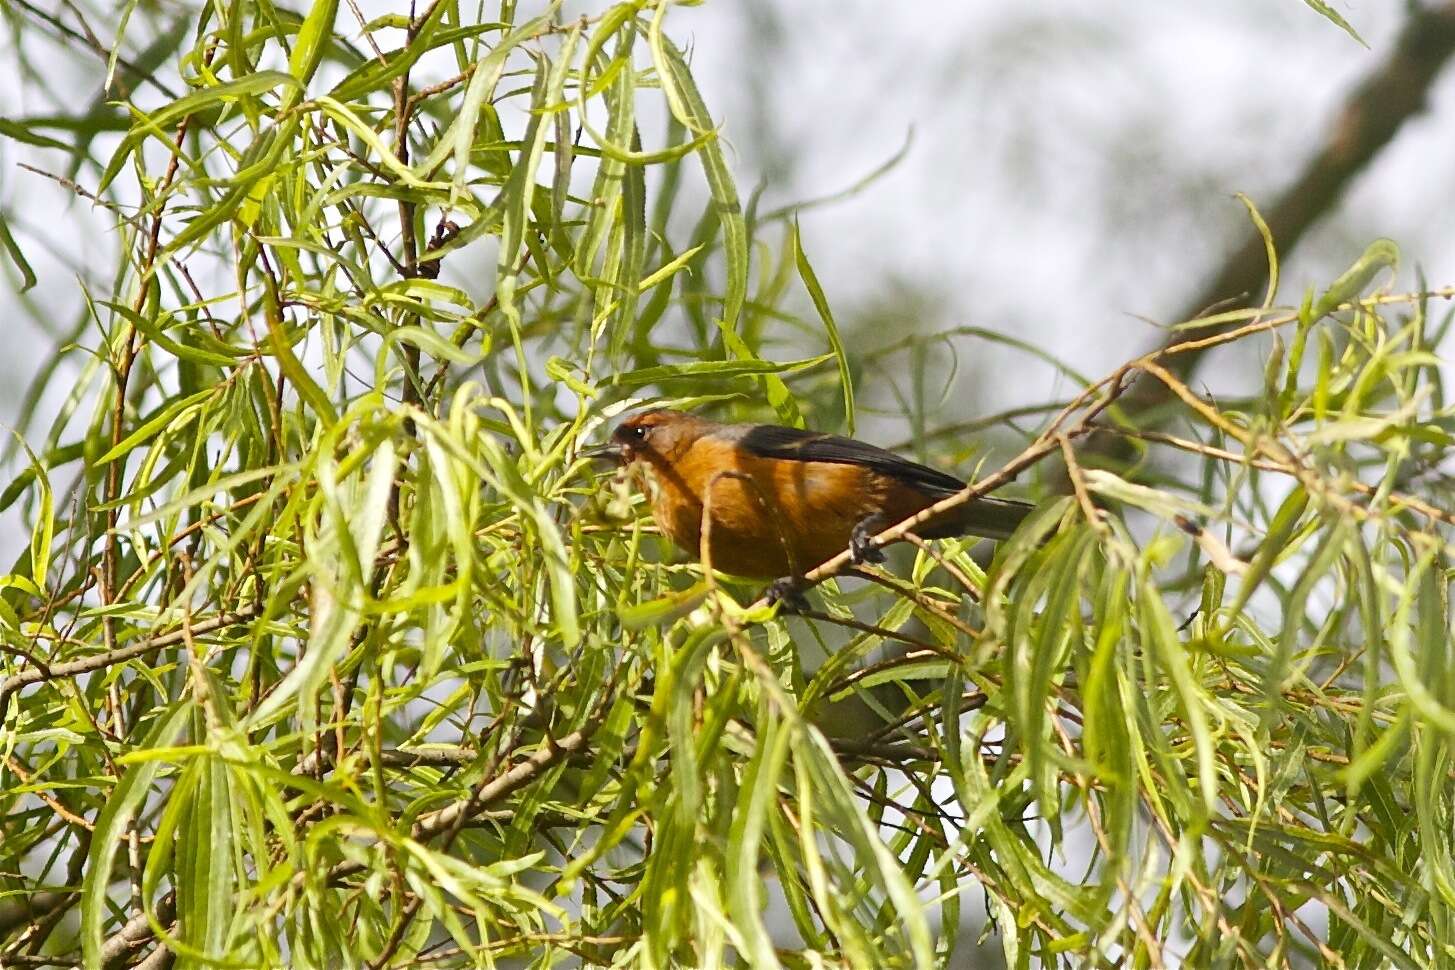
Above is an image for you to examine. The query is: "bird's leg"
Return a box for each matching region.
[764,576,810,613]
[849,512,890,566]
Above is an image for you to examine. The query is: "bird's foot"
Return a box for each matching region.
[849,514,888,566]
[764,577,810,613]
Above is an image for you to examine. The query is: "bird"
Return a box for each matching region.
[585,409,1033,603]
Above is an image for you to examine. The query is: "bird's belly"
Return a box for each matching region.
[653,475,860,579]
[657,507,853,578]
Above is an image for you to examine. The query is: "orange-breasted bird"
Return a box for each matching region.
[587,409,1033,600]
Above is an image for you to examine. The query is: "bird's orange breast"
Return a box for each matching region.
[635,437,930,578]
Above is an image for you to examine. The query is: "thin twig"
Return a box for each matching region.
[322,720,605,886]
[0,609,259,717]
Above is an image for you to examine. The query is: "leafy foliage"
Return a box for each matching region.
[2,1,1454,969]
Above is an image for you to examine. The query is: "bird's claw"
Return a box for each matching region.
[849,519,886,566]
[764,577,809,613]
[849,533,884,566]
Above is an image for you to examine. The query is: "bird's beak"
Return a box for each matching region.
[580,441,627,466]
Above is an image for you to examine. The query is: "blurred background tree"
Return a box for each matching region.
[2,1,1455,968]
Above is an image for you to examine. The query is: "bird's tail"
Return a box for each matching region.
[926,496,1035,542]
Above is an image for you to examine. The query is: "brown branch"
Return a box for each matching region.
[828,736,937,764]
[864,689,988,744]
[1110,424,1455,528]
[3,756,95,833]
[322,721,602,886]
[794,608,958,658]
[391,0,425,419]
[98,895,174,970]
[0,829,89,956]
[0,609,259,718]
[0,955,79,968]
[0,892,70,943]
[131,943,174,970]
[373,746,481,768]
[406,64,478,117]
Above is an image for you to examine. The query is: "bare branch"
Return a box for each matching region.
[0,609,259,718]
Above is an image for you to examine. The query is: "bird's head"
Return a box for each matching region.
[584,409,707,467]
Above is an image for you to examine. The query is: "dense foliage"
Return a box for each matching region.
[3,1,1455,968]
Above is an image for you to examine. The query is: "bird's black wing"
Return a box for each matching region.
[735,424,966,496]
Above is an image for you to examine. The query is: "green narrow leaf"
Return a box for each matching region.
[244,555,362,730]
[1140,577,1218,815]
[1225,488,1309,624]
[652,32,747,331]
[611,353,832,389]
[611,127,648,356]
[103,0,143,94]
[0,118,71,150]
[267,315,338,427]
[287,0,339,95]
[1234,192,1278,311]
[0,213,37,292]
[792,221,855,433]
[99,71,301,192]
[440,3,562,197]
[1302,0,1368,47]
[726,705,790,969]
[717,323,803,427]
[94,387,215,465]
[1312,238,1398,319]
[576,37,634,317]
[1262,520,1348,717]
[637,243,704,294]
[179,753,235,960]
[82,703,192,968]
[7,434,54,590]
[326,2,461,101]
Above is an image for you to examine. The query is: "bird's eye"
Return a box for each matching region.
[628,426,648,441]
